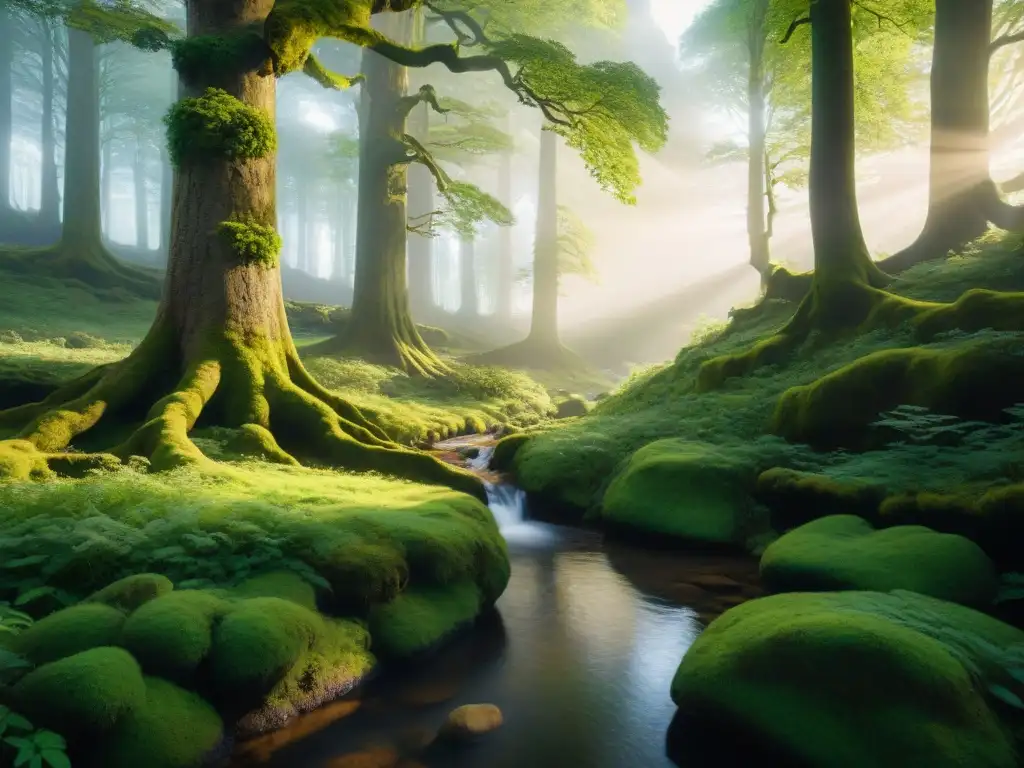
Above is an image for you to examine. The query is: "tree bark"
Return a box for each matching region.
[296,179,309,272]
[39,17,61,233]
[746,0,770,286]
[458,234,478,318]
[526,128,560,348]
[0,0,481,499]
[0,5,12,214]
[406,99,434,318]
[133,140,149,250]
[336,13,447,376]
[879,0,998,271]
[495,113,514,324]
[101,136,112,235]
[62,28,104,247]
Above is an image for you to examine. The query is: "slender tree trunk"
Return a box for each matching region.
[407,99,434,318]
[496,114,514,324]
[807,0,880,289]
[746,0,770,285]
[296,180,308,272]
[101,139,112,235]
[332,183,347,281]
[342,189,355,283]
[39,18,60,233]
[159,146,172,257]
[459,234,478,318]
[133,140,149,250]
[339,14,446,375]
[61,28,103,247]
[526,128,560,348]
[0,5,12,214]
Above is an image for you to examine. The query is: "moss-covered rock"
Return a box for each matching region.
[490,432,531,472]
[369,582,483,659]
[760,515,998,607]
[755,467,885,531]
[231,571,318,610]
[12,647,145,738]
[600,439,762,546]
[555,395,589,419]
[95,676,224,768]
[13,603,126,665]
[85,573,174,613]
[670,591,1023,768]
[120,590,228,681]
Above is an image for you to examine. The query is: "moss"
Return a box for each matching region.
[96,676,224,768]
[85,573,174,613]
[164,87,276,167]
[170,30,267,84]
[600,439,763,546]
[264,0,375,77]
[13,603,126,665]
[232,571,318,611]
[755,467,885,531]
[224,423,298,465]
[0,439,53,480]
[771,340,1024,450]
[218,219,282,269]
[554,395,589,419]
[120,591,228,681]
[669,591,1022,768]
[12,647,145,738]
[368,582,483,659]
[759,515,998,607]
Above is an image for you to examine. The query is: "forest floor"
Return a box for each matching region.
[508,229,1024,559]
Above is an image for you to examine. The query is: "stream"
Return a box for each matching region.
[235,441,761,768]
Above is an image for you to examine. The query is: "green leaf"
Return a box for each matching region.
[30,754,43,768]
[14,587,55,607]
[989,684,1024,709]
[32,732,65,750]
[41,750,70,768]
[5,713,33,731]
[3,556,48,570]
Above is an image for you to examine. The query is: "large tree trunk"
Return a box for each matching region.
[879,0,999,271]
[133,140,149,251]
[407,100,434,318]
[62,28,103,247]
[101,137,112,235]
[328,14,447,376]
[0,0,479,499]
[526,128,560,349]
[0,5,12,215]
[746,0,770,285]
[159,146,172,258]
[495,117,514,324]
[39,18,60,234]
[458,234,478,318]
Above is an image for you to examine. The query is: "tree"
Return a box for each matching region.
[881,0,1024,271]
[0,0,664,495]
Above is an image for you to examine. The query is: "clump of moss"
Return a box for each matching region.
[369,582,482,659]
[231,571,318,611]
[218,219,282,269]
[96,676,224,768]
[170,31,267,84]
[755,467,885,531]
[85,573,174,613]
[759,515,998,607]
[164,87,276,167]
[13,603,126,665]
[555,395,589,419]
[12,647,146,738]
[669,591,1023,767]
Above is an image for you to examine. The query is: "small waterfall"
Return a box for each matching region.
[485,482,527,529]
[468,445,494,473]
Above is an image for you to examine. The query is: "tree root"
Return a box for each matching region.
[0,242,162,300]
[305,319,453,379]
[0,324,485,500]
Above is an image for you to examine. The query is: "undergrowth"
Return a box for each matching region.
[513,230,1024,514]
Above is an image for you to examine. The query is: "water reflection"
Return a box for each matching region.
[245,523,755,768]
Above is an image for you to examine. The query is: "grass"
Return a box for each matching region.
[511,230,1024,521]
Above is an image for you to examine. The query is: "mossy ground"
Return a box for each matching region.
[510,231,1024,565]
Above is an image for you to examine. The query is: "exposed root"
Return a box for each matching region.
[0,242,162,300]
[0,325,485,500]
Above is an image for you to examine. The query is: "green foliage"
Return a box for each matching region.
[218,219,283,269]
[164,88,276,167]
[65,0,177,48]
[556,206,598,285]
[170,31,268,85]
[426,122,514,161]
[435,180,514,238]
[2,728,70,768]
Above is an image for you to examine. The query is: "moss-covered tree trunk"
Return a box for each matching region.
[880,0,999,271]
[0,5,12,217]
[746,0,770,286]
[326,15,448,376]
[526,127,560,350]
[407,100,434,318]
[133,140,149,251]
[458,234,478,318]
[495,114,514,324]
[0,0,481,499]
[39,18,60,234]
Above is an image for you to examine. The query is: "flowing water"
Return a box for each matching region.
[235,447,761,768]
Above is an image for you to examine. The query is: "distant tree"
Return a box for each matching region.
[0,0,665,495]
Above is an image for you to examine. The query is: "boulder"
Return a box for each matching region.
[439,704,503,741]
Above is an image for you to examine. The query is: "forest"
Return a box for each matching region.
[0,0,1022,766]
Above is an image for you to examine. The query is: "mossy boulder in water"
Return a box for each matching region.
[760,515,998,607]
[669,591,1023,768]
[600,439,761,546]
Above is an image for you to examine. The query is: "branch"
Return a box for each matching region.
[991,30,1024,55]
[407,209,445,237]
[399,134,453,192]
[851,1,913,38]
[423,2,483,47]
[397,84,448,120]
[780,16,810,44]
[303,53,363,90]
